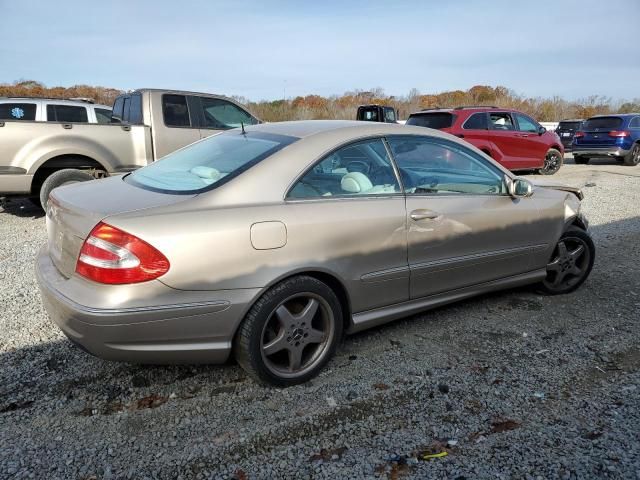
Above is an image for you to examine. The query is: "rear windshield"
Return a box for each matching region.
[557,121,582,130]
[582,117,622,130]
[406,113,455,129]
[126,130,297,194]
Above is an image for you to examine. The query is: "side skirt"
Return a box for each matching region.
[347,269,546,334]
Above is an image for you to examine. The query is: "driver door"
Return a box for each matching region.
[386,135,547,299]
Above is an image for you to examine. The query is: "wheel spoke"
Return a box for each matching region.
[275,305,296,329]
[288,346,303,371]
[263,330,288,356]
[552,270,567,287]
[299,298,319,324]
[547,258,561,272]
[569,244,585,261]
[306,328,325,344]
[570,265,583,277]
[557,241,568,259]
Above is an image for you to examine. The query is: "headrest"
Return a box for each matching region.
[341,172,373,193]
[191,166,222,183]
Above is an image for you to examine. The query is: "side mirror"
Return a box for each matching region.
[506,175,533,198]
[538,126,546,135]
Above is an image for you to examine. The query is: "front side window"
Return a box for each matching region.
[384,107,396,122]
[162,94,191,127]
[0,103,36,121]
[47,105,88,123]
[387,136,506,195]
[288,138,400,199]
[489,112,515,130]
[126,131,296,194]
[94,108,112,124]
[463,112,488,130]
[128,94,143,125]
[111,97,124,123]
[515,113,539,133]
[200,97,257,129]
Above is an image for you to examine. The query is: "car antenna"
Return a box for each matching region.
[241,122,246,135]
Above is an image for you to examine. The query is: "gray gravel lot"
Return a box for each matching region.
[1,157,639,479]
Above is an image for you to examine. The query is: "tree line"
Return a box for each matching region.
[2,80,638,122]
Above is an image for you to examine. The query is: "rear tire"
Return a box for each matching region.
[573,155,589,165]
[539,148,563,175]
[39,169,95,210]
[234,275,343,387]
[623,143,640,166]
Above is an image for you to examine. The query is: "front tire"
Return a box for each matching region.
[623,143,640,166]
[39,169,94,210]
[539,148,563,175]
[234,276,343,387]
[539,227,595,295]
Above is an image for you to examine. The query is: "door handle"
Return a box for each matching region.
[410,209,440,221]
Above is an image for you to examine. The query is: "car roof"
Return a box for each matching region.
[0,98,111,109]
[588,113,640,118]
[559,119,584,122]
[244,119,457,140]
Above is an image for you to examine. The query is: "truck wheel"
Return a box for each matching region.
[623,144,640,166]
[39,169,95,210]
[573,155,589,165]
[539,148,563,175]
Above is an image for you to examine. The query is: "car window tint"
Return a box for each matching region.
[111,97,124,123]
[489,112,515,131]
[387,136,506,196]
[128,94,143,124]
[0,103,37,120]
[47,105,88,123]
[628,117,640,129]
[406,113,455,129]
[384,107,396,122]
[163,94,191,127]
[462,112,488,130]
[122,97,131,123]
[94,108,112,124]
[288,138,400,199]
[359,108,379,121]
[199,97,257,129]
[582,117,622,130]
[515,113,538,133]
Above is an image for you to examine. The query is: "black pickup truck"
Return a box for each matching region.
[356,104,399,123]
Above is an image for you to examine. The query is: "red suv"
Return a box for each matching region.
[406,106,564,174]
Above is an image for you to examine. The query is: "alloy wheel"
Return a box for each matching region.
[543,236,591,292]
[542,151,562,174]
[260,293,335,378]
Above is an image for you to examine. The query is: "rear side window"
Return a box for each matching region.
[111,97,124,123]
[163,94,191,127]
[128,94,143,124]
[406,113,455,129]
[463,112,488,130]
[629,117,640,129]
[94,108,112,124]
[0,103,36,120]
[489,112,515,130]
[582,117,623,130]
[47,105,88,123]
[126,131,297,194]
[199,97,257,129]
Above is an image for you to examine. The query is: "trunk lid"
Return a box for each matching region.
[575,116,623,147]
[46,176,194,278]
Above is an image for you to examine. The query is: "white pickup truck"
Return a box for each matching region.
[0,89,259,207]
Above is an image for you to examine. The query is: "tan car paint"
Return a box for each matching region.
[36,121,583,364]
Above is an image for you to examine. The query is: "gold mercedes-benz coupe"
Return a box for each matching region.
[36,121,595,386]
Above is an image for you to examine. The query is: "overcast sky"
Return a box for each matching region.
[1,0,638,101]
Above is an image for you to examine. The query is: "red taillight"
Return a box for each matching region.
[609,130,630,138]
[76,222,169,284]
[574,131,585,138]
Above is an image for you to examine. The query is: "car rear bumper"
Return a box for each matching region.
[572,146,630,157]
[35,245,260,364]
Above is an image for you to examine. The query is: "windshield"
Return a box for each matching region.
[406,113,455,129]
[582,117,622,130]
[126,131,297,194]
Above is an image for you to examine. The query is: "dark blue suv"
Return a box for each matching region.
[572,114,640,166]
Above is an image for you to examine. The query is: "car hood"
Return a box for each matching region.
[530,179,583,200]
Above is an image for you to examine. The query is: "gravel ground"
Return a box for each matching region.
[1,157,639,479]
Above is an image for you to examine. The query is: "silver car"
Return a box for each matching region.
[36,121,595,386]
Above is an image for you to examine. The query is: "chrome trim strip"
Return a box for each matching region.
[349,269,546,333]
